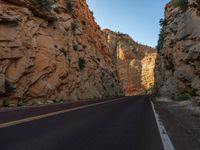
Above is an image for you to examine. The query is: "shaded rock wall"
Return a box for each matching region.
[0,0,124,106]
[155,0,200,102]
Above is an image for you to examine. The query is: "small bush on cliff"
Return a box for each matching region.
[59,48,67,56]
[66,0,73,14]
[78,58,86,70]
[81,20,87,26]
[32,0,55,11]
[165,58,174,70]
[172,0,188,12]
[159,18,167,27]
[71,21,78,33]
[5,80,15,96]
[82,45,87,49]
[157,28,165,53]
[157,18,167,53]
[117,32,128,37]
[131,47,136,53]
[73,44,78,51]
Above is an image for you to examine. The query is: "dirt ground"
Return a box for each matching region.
[154,97,200,150]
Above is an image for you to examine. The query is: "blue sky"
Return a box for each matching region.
[87,0,169,47]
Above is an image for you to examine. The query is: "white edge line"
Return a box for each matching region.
[151,101,175,150]
[0,97,125,129]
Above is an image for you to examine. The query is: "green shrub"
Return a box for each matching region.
[189,88,197,97]
[157,18,168,52]
[153,92,161,97]
[71,21,78,33]
[152,84,161,97]
[172,0,188,12]
[54,44,58,48]
[172,93,191,101]
[78,58,86,70]
[159,18,167,27]
[144,89,148,94]
[81,20,87,26]
[157,27,165,53]
[82,45,87,49]
[2,99,9,107]
[59,48,67,56]
[117,32,128,37]
[165,59,174,70]
[90,11,94,15]
[73,44,78,51]
[5,80,15,96]
[66,0,73,14]
[32,0,55,11]
[131,47,136,53]
[17,99,23,107]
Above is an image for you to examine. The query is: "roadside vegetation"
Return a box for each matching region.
[172,93,191,101]
[151,84,161,97]
[2,99,9,107]
[5,80,15,96]
[172,89,197,101]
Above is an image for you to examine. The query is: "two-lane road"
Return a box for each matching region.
[0,96,164,150]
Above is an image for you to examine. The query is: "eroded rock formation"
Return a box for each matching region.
[0,0,124,106]
[155,0,200,103]
[104,29,157,96]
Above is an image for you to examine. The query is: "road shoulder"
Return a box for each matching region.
[154,97,200,150]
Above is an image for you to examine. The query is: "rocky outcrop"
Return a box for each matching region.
[155,0,200,102]
[104,29,157,96]
[0,0,124,106]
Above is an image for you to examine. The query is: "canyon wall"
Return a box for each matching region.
[0,0,124,106]
[155,0,200,102]
[104,29,157,96]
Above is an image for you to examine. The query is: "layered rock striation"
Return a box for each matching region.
[104,29,157,96]
[0,0,124,106]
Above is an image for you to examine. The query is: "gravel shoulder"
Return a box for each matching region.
[154,97,200,150]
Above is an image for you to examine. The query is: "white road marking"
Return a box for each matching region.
[151,101,175,150]
[0,97,125,129]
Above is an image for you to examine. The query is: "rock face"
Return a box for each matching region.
[0,0,124,106]
[155,0,200,101]
[104,29,157,96]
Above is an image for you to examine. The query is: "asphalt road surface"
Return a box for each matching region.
[0,96,164,150]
